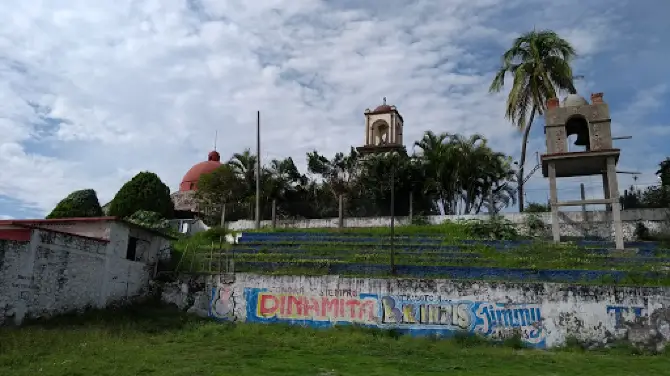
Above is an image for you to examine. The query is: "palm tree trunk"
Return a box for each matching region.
[518,106,537,212]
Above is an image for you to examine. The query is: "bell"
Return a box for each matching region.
[574,130,589,146]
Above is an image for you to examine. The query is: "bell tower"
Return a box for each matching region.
[357,98,405,154]
[541,92,624,249]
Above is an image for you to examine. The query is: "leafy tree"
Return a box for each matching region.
[489,29,577,212]
[46,189,103,219]
[108,172,174,219]
[657,157,670,188]
[194,130,519,221]
[196,164,245,223]
[525,202,550,212]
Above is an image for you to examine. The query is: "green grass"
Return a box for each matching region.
[1,302,669,376]
[164,224,670,286]
[246,221,474,237]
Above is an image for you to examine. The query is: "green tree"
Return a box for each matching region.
[46,189,103,219]
[657,157,670,187]
[108,172,174,219]
[196,164,246,223]
[489,29,577,212]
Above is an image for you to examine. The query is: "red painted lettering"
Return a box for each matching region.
[259,294,279,317]
[287,295,303,316]
[305,297,320,317]
[322,298,340,318]
[346,300,360,318]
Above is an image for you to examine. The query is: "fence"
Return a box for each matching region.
[212,193,426,228]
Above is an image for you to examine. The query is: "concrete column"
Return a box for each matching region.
[602,173,611,212]
[580,183,588,237]
[338,195,344,229]
[606,157,624,250]
[390,116,396,144]
[365,117,370,145]
[548,162,560,243]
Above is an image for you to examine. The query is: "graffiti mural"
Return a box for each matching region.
[238,288,545,346]
[379,296,545,347]
[209,286,236,321]
[245,288,379,326]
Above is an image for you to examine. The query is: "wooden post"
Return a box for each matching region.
[338,195,344,229]
[271,199,277,228]
[408,192,414,223]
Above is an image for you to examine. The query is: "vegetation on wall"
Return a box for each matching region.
[107,172,174,219]
[46,189,103,219]
[193,130,518,225]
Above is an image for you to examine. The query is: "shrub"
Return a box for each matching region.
[461,215,519,240]
[46,189,103,219]
[126,210,171,230]
[634,222,651,241]
[108,172,174,219]
[523,213,547,238]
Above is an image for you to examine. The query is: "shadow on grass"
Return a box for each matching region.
[16,299,211,334]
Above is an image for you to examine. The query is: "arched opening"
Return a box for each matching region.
[372,120,390,145]
[565,115,590,152]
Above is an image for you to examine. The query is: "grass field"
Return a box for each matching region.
[1,303,669,376]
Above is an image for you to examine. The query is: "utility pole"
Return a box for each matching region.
[255,111,261,230]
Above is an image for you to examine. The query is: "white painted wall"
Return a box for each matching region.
[0,223,169,325]
[195,273,670,350]
[225,208,669,241]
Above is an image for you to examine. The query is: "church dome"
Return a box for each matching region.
[179,151,222,191]
[372,104,393,113]
[562,93,589,107]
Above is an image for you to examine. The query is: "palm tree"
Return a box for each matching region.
[489,29,577,212]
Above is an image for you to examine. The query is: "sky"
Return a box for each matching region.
[0,0,668,219]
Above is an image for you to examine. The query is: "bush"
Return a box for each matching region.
[461,215,519,240]
[108,172,174,219]
[634,222,651,241]
[126,210,171,230]
[198,226,229,242]
[46,189,103,219]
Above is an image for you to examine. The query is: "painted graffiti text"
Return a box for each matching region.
[257,292,376,323]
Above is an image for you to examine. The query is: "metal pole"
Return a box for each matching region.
[255,111,261,230]
[220,203,226,228]
[390,164,396,275]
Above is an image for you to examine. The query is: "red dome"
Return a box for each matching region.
[372,104,393,113]
[179,151,222,191]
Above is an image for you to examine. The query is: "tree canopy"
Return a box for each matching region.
[489,29,577,212]
[195,130,518,224]
[108,171,174,219]
[46,189,103,219]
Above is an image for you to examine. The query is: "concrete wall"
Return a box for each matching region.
[0,226,163,326]
[225,208,669,241]
[165,273,670,351]
[169,219,209,236]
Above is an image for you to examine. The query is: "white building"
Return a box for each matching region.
[0,216,174,325]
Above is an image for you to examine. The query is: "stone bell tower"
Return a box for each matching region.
[356,98,406,155]
[541,92,624,249]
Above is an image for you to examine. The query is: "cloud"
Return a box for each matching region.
[0,0,667,217]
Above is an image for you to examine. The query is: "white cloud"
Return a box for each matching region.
[0,0,665,217]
